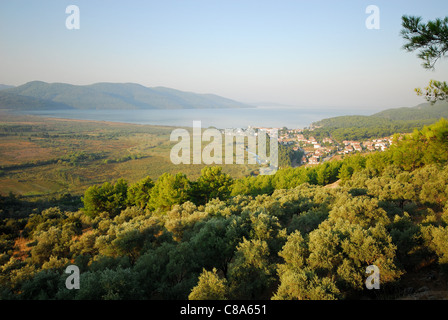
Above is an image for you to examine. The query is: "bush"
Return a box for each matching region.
[189,268,228,300]
[82,179,128,217]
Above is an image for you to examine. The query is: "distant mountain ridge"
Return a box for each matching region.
[0,81,252,110]
[0,84,14,91]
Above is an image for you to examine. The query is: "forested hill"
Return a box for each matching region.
[0,81,252,110]
[373,101,448,121]
[307,101,448,141]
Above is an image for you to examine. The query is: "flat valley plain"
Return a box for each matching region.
[0,112,256,198]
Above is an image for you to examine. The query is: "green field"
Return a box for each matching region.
[0,112,257,198]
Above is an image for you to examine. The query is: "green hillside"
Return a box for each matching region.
[0,81,252,110]
[307,101,448,141]
[0,92,74,110]
[373,101,448,121]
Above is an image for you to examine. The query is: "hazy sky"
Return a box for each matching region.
[1,0,447,111]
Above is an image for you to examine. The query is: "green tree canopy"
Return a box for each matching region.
[127,176,154,209]
[191,166,233,205]
[401,15,448,102]
[401,15,448,70]
[82,179,128,217]
[188,268,228,300]
[147,172,191,211]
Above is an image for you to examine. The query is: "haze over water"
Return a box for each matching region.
[22,107,378,130]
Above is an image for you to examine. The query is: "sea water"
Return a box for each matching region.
[19,106,377,130]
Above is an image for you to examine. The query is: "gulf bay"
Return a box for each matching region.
[19,106,378,129]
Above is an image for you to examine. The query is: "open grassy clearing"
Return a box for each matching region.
[0,113,256,197]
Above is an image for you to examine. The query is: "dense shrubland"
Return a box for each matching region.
[1,119,448,300]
